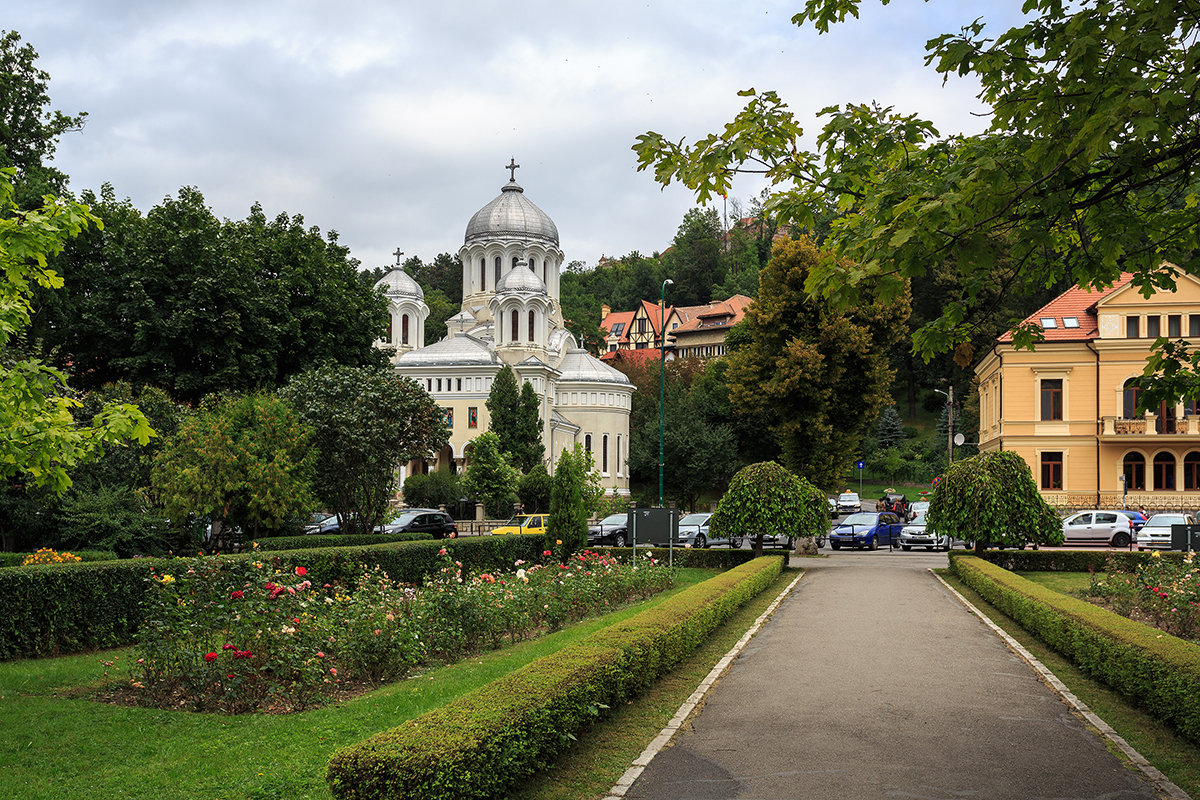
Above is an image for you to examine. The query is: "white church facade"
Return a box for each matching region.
[373,164,633,495]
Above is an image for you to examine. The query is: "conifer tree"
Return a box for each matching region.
[514,381,545,471]
[485,365,520,455]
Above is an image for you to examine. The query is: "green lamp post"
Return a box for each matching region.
[659,278,673,507]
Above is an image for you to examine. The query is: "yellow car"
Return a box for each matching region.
[490,514,547,536]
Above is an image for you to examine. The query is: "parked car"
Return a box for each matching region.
[899,515,951,551]
[379,509,458,539]
[828,511,904,550]
[836,491,862,514]
[1061,510,1133,547]
[1137,513,1196,550]
[304,512,340,535]
[1116,510,1148,532]
[827,498,839,518]
[490,514,547,537]
[675,512,742,549]
[588,513,631,547]
[906,500,930,522]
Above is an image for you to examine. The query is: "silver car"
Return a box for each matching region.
[899,515,950,551]
[1060,510,1133,547]
[1137,513,1196,550]
[676,512,742,549]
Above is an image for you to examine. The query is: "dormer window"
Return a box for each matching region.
[1063,317,1079,328]
[1040,318,1057,329]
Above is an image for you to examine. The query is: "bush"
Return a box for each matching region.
[325,556,784,800]
[951,555,1200,746]
[948,548,1168,574]
[251,532,432,552]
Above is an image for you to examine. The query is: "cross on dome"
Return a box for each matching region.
[506,157,520,182]
[393,248,404,266]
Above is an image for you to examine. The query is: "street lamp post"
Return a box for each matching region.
[659,278,673,507]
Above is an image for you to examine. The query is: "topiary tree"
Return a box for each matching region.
[462,432,519,519]
[548,444,603,560]
[925,450,1062,552]
[709,461,827,557]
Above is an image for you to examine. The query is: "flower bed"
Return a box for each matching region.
[1086,550,1200,640]
[132,549,673,713]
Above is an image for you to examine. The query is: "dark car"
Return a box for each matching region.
[828,511,904,550]
[380,509,457,539]
[588,513,630,547]
[1116,510,1147,533]
[305,512,340,535]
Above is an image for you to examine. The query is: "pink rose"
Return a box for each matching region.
[295,566,307,576]
[204,652,218,662]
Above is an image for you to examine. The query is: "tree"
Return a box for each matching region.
[874,406,905,451]
[151,392,315,551]
[0,30,85,203]
[461,431,519,519]
[723,236,908,487]
[548,444,602,559]
[402,470,462,514]
[484,366,542,470]
[518,462,552,513]
[514,381,545,472]
[634,1,1200,389]
[708,461,826,556]
[662,208,725,307]
[925,450,1062,552]
[0,168,154,496]
[281,364,448,535]
[39,186,390,403]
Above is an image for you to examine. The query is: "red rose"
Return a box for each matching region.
[295,566,307,576]
[204,652,218,662]
[230,590,244,599]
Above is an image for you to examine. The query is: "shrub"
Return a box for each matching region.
[251,532,432,552]
[21,547,82,565]
[951,555,1200,746]
[325,556,783,800]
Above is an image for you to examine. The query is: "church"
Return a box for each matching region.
[373,162,633,495]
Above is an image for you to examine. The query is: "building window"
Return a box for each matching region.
[584,434,592,454]
[511,310,519,342]
[528,309,535,341]
[1191,315,1200,337]
[616,434,622,476]
[480,258,486,292]
[469,407,478,428]
[1123,452,1146,491]
[1185,452,1200,490]
[1040,452,1063,490]
[1123,378,1143,418]
[1040,379,1063,420]
[456,378,462,391]
[602,434,609,473]
[436,378,442,392]
[401,314,410,345]
[1127,316,1140,338]
[1154,452,1176,490]
[495,256,501,285]
[443,408,453,428]
[1147,315,1161,338]
[1169,315,1182,338]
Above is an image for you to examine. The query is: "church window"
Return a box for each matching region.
[511,309,519,342]
[602,434,609,474]
[426,379,432,391]
[480,259,486,292]
[437,378,442,392]
[456,378,462,391]
[443,408,453,428]
[512,256,519,269]
[528,310,535,341]
[401,314,410,345]
[495,256,501,285]
[584,434,592,454]
[616,435,622,476]
[469,407,478,428]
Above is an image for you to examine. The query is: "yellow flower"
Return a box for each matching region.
[158,574,175,584]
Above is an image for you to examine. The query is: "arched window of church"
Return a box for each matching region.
[584,434,592,454]
[495,256,501,285]
[528,310,535,341]
[512,256,519,270]
[616,434,622,476]
[511,309,519,342]
[480,258,486,292]
[602,434,609,473]
[401,314,410,345]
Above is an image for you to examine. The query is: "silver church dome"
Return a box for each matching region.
[464,180,559,246]
[495,259,547,295]
[375,267,424,300]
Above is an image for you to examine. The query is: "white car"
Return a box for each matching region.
[1137,513,1196,550]
[836,492,861,514]
[1061,510,1133,548]
[899,515,951,551]
[907,500,930,521]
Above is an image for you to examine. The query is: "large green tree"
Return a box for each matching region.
[484,366,543,471]
[548,443,603,559]
[462,431,520,519]
[709,461,826,557]
[152,392,314,551]
[634,1,1200,393]
[725,236,907,486]
[281,364,448,535]
[662,208,726,307]
[38,186,389,403]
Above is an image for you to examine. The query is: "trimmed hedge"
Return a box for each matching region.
[0,536,549,660]
[948,548,1181,573]
[251,532,433,552]
[950,555,1200,745]
[596,545,758,569]
[325,555,785,800]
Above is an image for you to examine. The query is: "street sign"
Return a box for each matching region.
[856,460,865,470]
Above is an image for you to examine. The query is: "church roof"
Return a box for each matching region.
[464,178,559,246]
[375,267,424,301]
[395,333,498,366]
[496,259,547,295]
[556,348,632,385]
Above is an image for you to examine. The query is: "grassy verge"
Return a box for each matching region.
[939,569,1200,797]
[515,567,799,800]
[1016,570,1094,596]
[0,568,719,800]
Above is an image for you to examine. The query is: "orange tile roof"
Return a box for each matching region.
[600,310,635,344]
[671,294,754,335]
[599,347,662,365]
[998,274,1134,343]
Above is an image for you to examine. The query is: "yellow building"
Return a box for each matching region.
[976,269,1200,511]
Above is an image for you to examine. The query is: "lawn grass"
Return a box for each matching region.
[0,567,721,800]
[515,567,799,800]
[1016,570,1095,596]
[940,569,1200,798]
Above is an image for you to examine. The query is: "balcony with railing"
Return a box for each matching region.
[1100,415,1200,437]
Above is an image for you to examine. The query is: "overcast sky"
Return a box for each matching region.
[9,1,1023,272]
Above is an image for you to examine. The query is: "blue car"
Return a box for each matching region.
[829,511,905,551]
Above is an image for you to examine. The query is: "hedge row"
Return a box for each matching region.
[0,536,549,660]
[251,532,433,552]
[0,549,118,568]
[948,548,1185,573]
[596,545,759,569]
[950,555,1200,745]
[325,555,785,800]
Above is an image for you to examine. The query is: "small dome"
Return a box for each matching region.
[556,349,632,386]
[375,268,424,301]
[496,259,547,295]
[465,180,559,246]
[395,333,498,367]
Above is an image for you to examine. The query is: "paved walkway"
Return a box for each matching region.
[619,551,1175,800]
